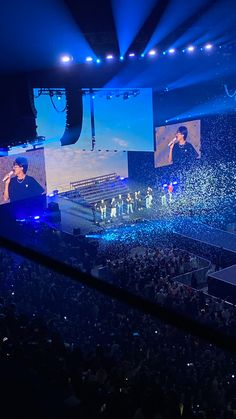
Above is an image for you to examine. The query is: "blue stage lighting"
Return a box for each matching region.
[56,90,62,100]
[128,52,135,57]
[120,56,124,60]
[85,56,93,62]
[106,54,114,60]
[60,55,73,63]
[168,48,175,54]
[96,58,101,63]
[112,0,157,57]
[148,49,157,56]
[204,43,213,50]
[140,53,145,58]
[34,216,40,220]
[187,45,195,52]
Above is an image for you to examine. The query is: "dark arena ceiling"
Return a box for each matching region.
[0,0,235,79]
[0,1,235,152]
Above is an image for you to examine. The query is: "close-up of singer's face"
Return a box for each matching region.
[13,163,24,177]
[176,131,185,142]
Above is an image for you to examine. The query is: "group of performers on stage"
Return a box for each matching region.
[93,183,175,222]
[94,187,154,222]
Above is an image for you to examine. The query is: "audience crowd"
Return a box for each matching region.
[1,223,236,418]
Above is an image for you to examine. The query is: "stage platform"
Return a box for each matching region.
[54,196,101,235]
[44,196,236,265]
[53,197,236,253]
[52,196,154,236]
[208,265,236,303]
[2,195,236,302]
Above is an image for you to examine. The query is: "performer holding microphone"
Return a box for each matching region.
[3,156,44,202]
[168,126,198,165]
[2,170,14,183]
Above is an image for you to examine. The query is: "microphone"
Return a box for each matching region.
[2,171,14,182]
[168,137,177,147]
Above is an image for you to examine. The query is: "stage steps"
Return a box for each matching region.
[61,173,129,205]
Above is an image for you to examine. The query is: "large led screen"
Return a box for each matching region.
[44,148,128,195]
[34,88,154,152]
[0,149,46,205]
[155,120,201,168]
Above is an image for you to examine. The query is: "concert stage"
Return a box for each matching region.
[53,198,236,258]
[51,196,152,235]
[3,192,235,273]
[52,196,101,235]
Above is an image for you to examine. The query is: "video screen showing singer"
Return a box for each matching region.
[168,126,198,165]
[3,156,45,202]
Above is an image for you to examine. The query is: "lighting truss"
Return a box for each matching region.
[82,88,140,99]
[35,88,140,100]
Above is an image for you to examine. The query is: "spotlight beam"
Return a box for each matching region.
[143,0,208,55]
[111,0,157,56]
[172,0,236,50]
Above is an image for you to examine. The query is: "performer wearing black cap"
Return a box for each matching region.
[3,156,45,202]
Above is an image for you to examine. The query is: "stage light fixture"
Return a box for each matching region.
[56,43,222,66]
[28,135,46,149]
[148,49,157,56]
[187,46,195,52]
[56,90,62,100]
[0,147,8,156]
[204,43,213,50]
[60,55,73,63]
